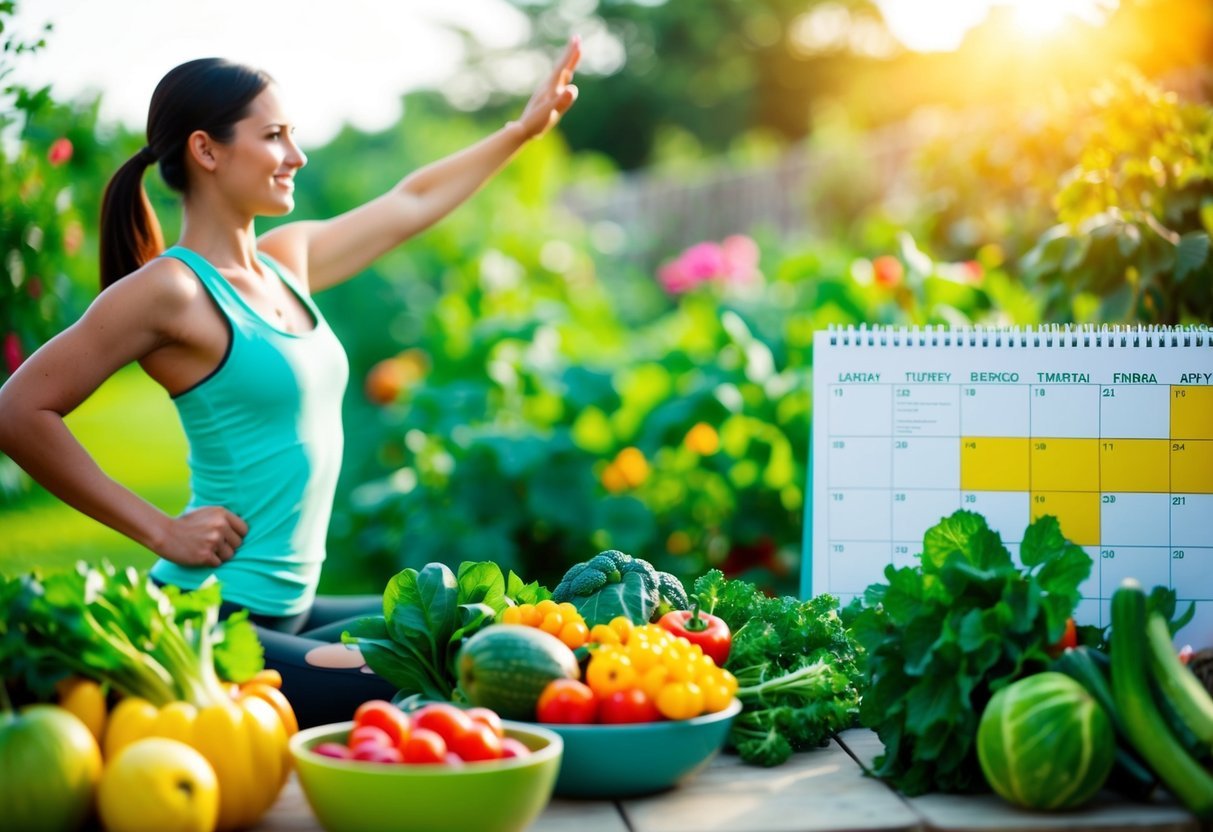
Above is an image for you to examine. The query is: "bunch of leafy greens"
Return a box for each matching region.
[343,560,549,700]
[693,570,862,767]
[851,511,1091,795]
[0,562,264,706]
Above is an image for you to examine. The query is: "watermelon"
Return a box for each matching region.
[977,671,1115,810]
[457,625,580,720]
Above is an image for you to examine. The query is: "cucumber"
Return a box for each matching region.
[1145,611,1213,750]
[1110,580,1213,819]
[1053,646,1157,801]
[456,625,580,721]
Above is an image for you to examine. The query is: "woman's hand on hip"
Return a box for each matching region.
[157,507,249,568]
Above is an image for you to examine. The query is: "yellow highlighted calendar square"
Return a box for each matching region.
[1100,439,1169,493]
[1031,491,1100,546]
[1171,387,1213,440]
[1030,438,1099,492]
[960,437,1029,491]
[1171,439,1213,494]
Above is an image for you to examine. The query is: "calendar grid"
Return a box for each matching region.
[809,327,1213,646]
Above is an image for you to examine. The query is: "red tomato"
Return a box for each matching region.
[351,743,404,764]
[536,679,598,724]
[411,703,476,745]
[401,728,447,764]
[347,725,394,749]
[312,742,353,760]
[464,707,504,739]
[449,721,504,762]
[598,688,661,724]
[500,737,532,759]
[353,700,411,748]
[1048,617,1079,659]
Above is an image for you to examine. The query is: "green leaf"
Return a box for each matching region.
[384,563,459,673]
[210,610,264,684]
[506,571,551,606]
[904,671,959,736]
[1174,230,1210,281]
[922,510,1010,574]
[1035,544,1092,600]
[455,561,507,611]
[574,570,656,626]
[1019,514,1065,567]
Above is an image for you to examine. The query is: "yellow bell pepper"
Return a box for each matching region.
[106,695,288,831]
[54,676,108,744]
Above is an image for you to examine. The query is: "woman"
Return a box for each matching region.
[0,39,580,727]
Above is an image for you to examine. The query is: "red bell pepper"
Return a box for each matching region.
[657,603,731,667]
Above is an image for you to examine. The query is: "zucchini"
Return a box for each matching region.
[1110,580,1213,819]
[1145,611,1213,749]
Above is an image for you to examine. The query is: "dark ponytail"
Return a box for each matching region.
[98,58,273,289]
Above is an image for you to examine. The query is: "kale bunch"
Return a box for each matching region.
[694,570,863,766]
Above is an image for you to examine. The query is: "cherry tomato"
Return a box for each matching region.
[352,742,404,764]
[500,737,532,759]
[598,688,661,724]
[347,724,394,749]
[353,700,411,748]
[312,742,353,760]
[1048,617,1079,658]
[412,703,475,745]
[536,679,598,724]
[450,721,504,762]
[464,707,504,739]
[402,728,448,764]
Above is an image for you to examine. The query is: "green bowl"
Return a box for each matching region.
[289,720,563,832]
[543,698,741,798]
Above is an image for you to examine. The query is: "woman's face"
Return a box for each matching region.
[213,85,307,217]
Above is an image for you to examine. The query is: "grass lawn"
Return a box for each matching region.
[0,365,188,576]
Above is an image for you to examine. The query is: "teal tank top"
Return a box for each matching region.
[150,245,349,615]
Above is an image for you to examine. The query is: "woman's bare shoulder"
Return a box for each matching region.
[100,256,202,317]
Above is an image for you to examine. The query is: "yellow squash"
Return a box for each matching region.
[105,695,289,831]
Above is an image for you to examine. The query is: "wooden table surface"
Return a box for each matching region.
[253,729,1206,832]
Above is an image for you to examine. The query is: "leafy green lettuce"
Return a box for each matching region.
[342,560,549,701]
[851,511,1091,795]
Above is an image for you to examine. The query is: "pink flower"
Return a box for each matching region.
[4,332,23,374]
[720,234,759,283]
[961,260,983,285]
[679,242,727,284]
[48,137,73,167]
[658,259,697,294]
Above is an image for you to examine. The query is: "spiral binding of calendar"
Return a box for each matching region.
[825,324,1211,348]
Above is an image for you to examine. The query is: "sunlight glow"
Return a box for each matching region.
[875,0,1117,52]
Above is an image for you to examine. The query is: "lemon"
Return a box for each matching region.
[98,737,219,832]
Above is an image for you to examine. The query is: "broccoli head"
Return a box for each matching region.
[552,550,690,623]
[551,553,622,602]
[655,571,690,614]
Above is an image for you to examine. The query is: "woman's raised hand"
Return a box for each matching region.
[516,35,581,140]
[156,506,249,568]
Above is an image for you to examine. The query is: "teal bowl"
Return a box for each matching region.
[543,698,741,798]
[289,720,563,832]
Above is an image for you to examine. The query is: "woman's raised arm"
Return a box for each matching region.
[260,36,581,292]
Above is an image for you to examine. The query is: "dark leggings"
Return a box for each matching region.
[216,594,398,729]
